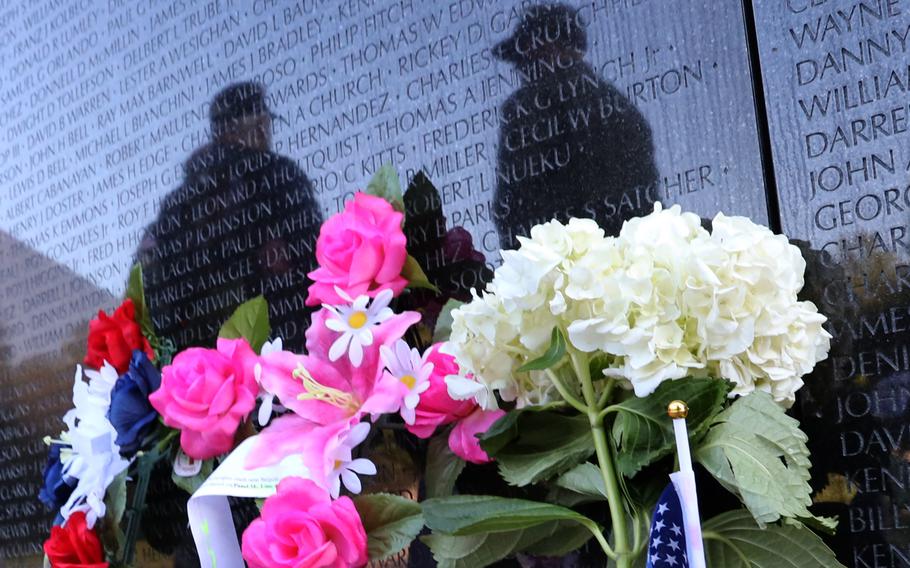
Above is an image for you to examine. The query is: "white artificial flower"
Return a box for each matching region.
[65,363,119,426]
[57,364,130,527]
[325,288,394,366]
[60,421,130,527]
[381,340,433,424]
[326,422,376,499]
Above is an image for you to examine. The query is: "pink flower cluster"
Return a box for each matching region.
[152,191,503,567]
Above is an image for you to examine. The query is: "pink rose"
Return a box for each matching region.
[149,338,258,459]
[448,408,506,464]
[242,477,368,568]
[405,345,477,439]
[306,192,408,306]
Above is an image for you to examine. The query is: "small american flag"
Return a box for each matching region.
[646,482,689,568]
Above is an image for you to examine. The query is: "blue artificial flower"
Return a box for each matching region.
[38,443,75,511]
[108,350,162,457]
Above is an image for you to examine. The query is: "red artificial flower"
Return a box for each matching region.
[84,299,154,374]
[43,511,109,568]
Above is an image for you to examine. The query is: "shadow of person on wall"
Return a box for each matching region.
[137,82,322,355]
[134,82,322,561]
[493,3,659,248]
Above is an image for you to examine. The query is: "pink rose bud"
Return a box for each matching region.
[149,338,258,459]
[306,192,409,306]
[242,477,368,568]
[405,344,477,439]
[448,408,507,464]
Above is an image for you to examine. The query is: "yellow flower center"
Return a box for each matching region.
[400,374,417,389]
[334,459,343,470]
[294,365,358,411]
[348,311,368,329]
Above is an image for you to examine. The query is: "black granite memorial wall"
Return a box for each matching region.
[753,1,910,565]
[1,0,871,564]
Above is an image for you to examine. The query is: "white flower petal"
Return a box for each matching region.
[347,458,377,475]
[341,469,362,494]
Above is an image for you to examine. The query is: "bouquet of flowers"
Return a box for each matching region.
[37,166,844,568]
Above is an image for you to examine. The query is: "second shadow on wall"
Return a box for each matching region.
[493,3,659,247]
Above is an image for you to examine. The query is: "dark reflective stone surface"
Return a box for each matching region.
[0,0,767,560]
[753,1,910,565]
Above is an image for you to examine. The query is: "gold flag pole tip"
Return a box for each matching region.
[667,400,688,419]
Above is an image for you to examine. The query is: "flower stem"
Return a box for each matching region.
[571,351,633,568]
[544,368,587,413]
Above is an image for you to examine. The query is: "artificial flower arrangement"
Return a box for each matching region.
[38,165,846,568]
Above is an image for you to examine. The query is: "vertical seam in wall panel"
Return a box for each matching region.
[740,0,783,234]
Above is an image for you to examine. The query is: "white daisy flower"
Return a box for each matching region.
[326,422,376,499]
[380,340,433,425]
[325,288,394,366]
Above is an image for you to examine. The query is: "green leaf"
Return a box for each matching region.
[517,327,566,372]
[125,264,157,345]
[402,254,440,293]
[99,470,128,558]
[479,408,594,486]
[433,299,463,343]
[105,470,128,525]
[704,510,845,567]
[694,392,815,526]
[352,493,424,562]
[366,163,404,212]
[422,495,599,536]
[218,296,271,352]
[425,434,466,498]
[608,377,728,476]
[423,520,591,568]
[554,462,607,500]
[171,459,214,495]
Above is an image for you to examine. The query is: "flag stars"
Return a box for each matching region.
[670,523,681,536]
[650,552,661,565]
[657,502,669,516]
[655,519,665,531]
[651,535,664,549]
[665,553,678,566]
[668,538,680,551]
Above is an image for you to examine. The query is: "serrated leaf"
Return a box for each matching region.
[422,495,599,536]
[126,264,158,345]
[402,254,440,293]
[218,296,270,352]
[695,392,815,526]
[704,510,845,567]
[353,493,424,562]
[433,299,463,343]
[423,519,591,568]
[795,514,838,535]
[554,462,607,500]
[366,163,404,212]
[517,327,566,372]
[608,377,727,476]
[171,459,214,495]
[479,408,593,486]
[426,434,465,498]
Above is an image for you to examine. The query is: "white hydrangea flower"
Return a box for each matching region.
[448,203,831,405]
